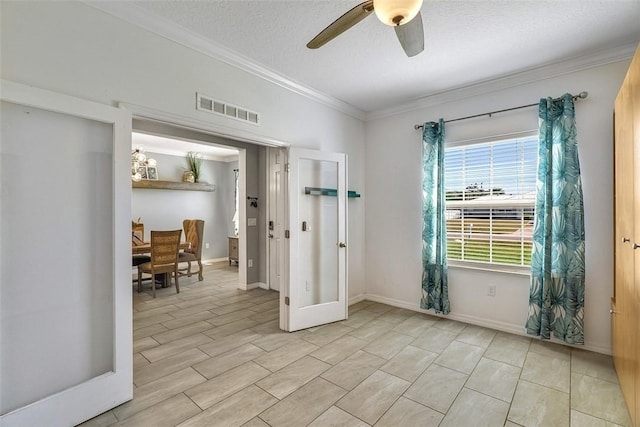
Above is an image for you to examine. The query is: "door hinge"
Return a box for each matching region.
[285,163,290,172]
[285,230,290,238]
[285,296,290,306]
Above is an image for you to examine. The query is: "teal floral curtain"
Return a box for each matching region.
[525,94,585,344]
[421,119,450,314]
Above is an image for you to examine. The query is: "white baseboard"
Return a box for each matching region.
[202,257,229,264]
[364,293,611,355]
[349,294,366,306]
[238,282,256,291]
[130,260,612,354]
[238,282,267,291]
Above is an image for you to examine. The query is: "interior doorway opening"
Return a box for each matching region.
[131,117,284,292]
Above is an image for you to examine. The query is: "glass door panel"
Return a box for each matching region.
[299,158,339,307]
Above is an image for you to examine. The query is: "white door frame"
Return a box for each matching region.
[266,147,286,291]
[238,147,248,288]
[0,80,132,425]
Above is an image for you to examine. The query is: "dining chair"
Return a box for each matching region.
[137,229,182,298]
[178,219,205,281]
[132,221,151,267]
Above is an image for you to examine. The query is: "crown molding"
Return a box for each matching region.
[83,1,636,123]
[85,1,366,121]
[367,42,638,121]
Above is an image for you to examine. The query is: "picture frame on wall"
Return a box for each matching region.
[146,166,158,180]
[136,166,148,179]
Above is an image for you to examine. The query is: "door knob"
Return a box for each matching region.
[268,234,274,239]
[338,242,347,248]
[634,243,640,249]
[622,237,630,243]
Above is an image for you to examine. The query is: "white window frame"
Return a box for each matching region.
[444,131,537,274]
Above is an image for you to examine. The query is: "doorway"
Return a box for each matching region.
[130,130,242,281]
[128,110,349,334]
[131,117,278,291]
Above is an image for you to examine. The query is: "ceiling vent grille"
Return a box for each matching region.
[196,93,260,126]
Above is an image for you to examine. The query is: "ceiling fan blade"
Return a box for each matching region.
[394,11,424,57]
[307,0,374,49]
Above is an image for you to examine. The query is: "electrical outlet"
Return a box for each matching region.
[205,243,210,249]
[306,280,311,291]
[487,285,496,297]
[248,259,253,268]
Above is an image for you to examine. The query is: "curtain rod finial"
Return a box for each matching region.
[578,91,588,99]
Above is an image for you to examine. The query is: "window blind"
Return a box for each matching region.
[444,135,537,267]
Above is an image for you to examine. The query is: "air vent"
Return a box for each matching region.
[196,93,260,125]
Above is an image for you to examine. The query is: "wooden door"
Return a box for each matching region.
[613,43,640,427]
[630,43,640,427]
[613,82,636,425]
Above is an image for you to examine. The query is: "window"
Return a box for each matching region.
[444,134,537,268]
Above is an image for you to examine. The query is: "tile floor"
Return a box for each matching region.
[82,262,632,427]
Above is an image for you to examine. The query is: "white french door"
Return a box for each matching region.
[0,80,132,425]
[282,147,347,332]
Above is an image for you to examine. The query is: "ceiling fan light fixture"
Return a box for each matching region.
[373,0,423,26]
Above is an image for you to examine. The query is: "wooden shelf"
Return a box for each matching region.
[132,180,215,192]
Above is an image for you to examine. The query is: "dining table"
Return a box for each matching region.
[132,241,191,255]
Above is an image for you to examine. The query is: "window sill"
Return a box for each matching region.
[448,260,531,276]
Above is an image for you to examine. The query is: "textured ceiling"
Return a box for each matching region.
[124,0,640,113]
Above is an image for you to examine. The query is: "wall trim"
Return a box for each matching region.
[364,293,611,355]
[366,42,638,121]
[237,282,268,291]
[87,1,365,121]
[202,257,229,264]
[86,2,635,124]
[237,282,255,291]
[348,293,366,306]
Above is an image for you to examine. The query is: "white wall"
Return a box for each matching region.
[0,1,366,299]
[364,60,630,354]
[131,152,234,261]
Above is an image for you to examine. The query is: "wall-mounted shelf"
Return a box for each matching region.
[132,180,215,192]
[304,187,361,198]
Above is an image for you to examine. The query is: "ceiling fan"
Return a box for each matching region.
[307,0,424,57]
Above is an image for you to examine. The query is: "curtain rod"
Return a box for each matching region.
[414,91,588,130]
